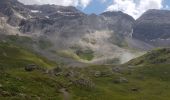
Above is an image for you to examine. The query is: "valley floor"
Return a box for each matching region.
[1,64,170,100]
[0,42,170,100]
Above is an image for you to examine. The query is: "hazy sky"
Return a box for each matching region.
[18,0,170,19]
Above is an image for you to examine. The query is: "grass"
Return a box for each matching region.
[76,49,94,61]
[0,42,56,68]
[57,49,94,61]
[0,34,53,50]
[127,48,170,65]
[0,42,63,99]
[67,64,170,100]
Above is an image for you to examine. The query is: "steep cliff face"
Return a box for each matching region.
[133,9,170,47]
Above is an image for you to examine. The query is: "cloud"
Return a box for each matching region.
[18,0,92,8]
[106,0,164,19]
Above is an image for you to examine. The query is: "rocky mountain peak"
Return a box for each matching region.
[101,11,135,22]
[136,9,170,24]
[132,9,170,47]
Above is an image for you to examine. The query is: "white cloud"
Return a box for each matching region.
[18,0,91,8]
[106,0,164,19]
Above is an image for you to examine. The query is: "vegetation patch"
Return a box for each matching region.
[75,49,94,61]
[127,48,170,65]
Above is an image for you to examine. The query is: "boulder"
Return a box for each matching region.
[112,67,122,73]
[131,88,139,92]
[0,84,2,88]
[113,77,128,84]
[94,71,101,77]
[47,67,62,76]
[25,64,38,72]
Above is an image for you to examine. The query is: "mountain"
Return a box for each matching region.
[0,0,169,65]
[133,9,170,47]
[0,0,142,65]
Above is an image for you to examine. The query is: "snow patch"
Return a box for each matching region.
[31,10,41,13]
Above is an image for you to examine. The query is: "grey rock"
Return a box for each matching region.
[113,77,128,84]
[133,9,170,47]
[25,64,38,72]
[112,67,123,73]
[94,71,101,77]
[131,88,139,92]
[0,84,2,88]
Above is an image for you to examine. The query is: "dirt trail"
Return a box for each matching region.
[59,88,70,100]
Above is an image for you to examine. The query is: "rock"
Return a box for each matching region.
[0,84,2,88]
[15,77,22,81]
[113,77,128,84]
[18,93,26,97]
[1,91,10,96]
[65,71,75,77]
[47,67,62,76]
[94,71,101,77]
[25,64,38,72]
[112,67,122,73]
[53,67,62,73]
[131,88,139,92]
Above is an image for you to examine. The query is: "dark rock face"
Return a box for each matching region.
[133,9,170,47]
[0,0,31,26]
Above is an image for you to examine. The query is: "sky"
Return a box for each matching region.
[18,0,170,19]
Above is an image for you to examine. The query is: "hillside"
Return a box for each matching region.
[127,48,170,65]
[1,43,170,100]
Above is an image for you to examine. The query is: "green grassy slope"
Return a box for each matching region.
[127,48,170,65]
[1,41,170,100]
[0,42,56,68]
[0,42,63,99]
[67,48,170,100]
[63,64,170,100]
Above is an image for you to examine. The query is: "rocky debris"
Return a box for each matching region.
[113,77,128,84]
[25,64,38,72]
